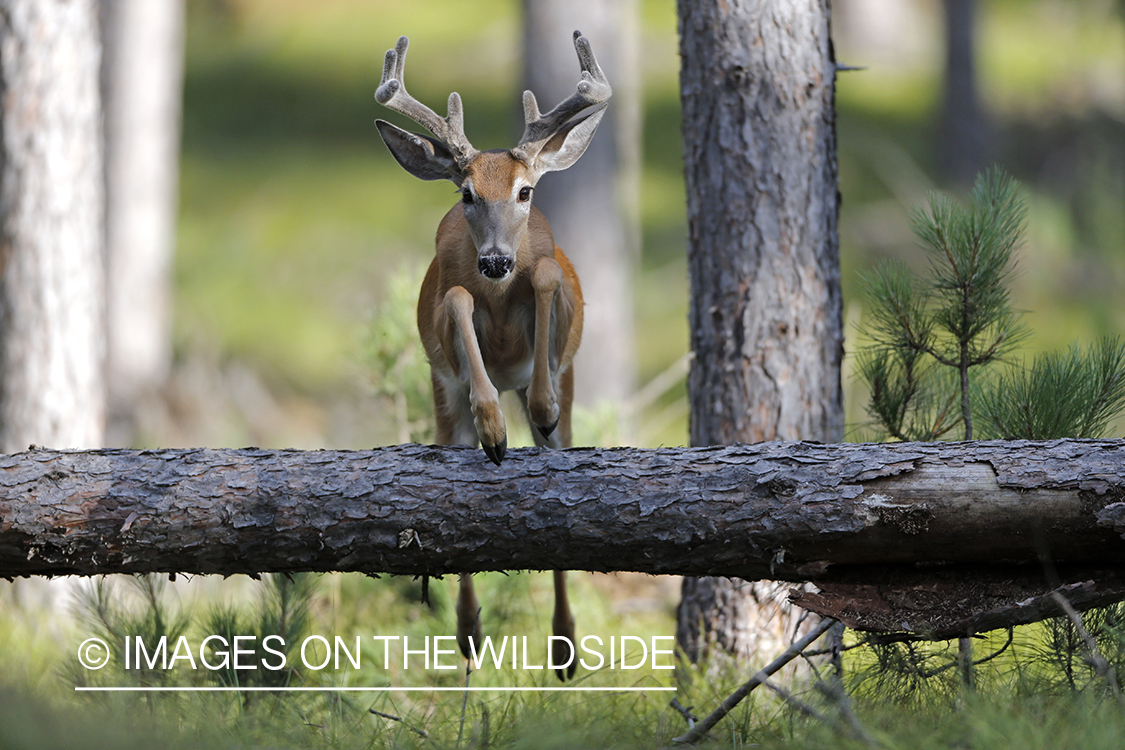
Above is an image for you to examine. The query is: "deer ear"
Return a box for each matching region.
[376,120,463,183]
[533,106,607,174]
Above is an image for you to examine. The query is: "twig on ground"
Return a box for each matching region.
[369,709,428,738]
[1052,591,1125,705]
[813,673,881,748]
[672,617,838,744]
[760,677,829,722]
[458,661,474,747]
[669,698,698,729]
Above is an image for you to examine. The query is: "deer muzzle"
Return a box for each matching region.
[478,253,515,280]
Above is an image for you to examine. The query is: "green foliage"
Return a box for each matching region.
[363,264,435,445]
[859,168,1029,440]
[859,168,1125,442]
[977,337,1125,439]
[1028,603,1125,697]
[910,168,1028,364]
[71,575,192,688]
[69,573,314,693]
[202,573,315,689]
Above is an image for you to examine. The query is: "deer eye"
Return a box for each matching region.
[461,188,474,205]
[517,186,533,203]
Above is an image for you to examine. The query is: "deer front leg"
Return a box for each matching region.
[438,286,507,465]
[527,257,568,438]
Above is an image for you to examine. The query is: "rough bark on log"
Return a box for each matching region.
[3,439,1125,636]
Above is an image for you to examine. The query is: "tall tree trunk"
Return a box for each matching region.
[939,0,992,678]
[522,0,641,413]
[99,0,184,446]
[940,0,992,186]
[0,0,106,453]
[675,0,844,667]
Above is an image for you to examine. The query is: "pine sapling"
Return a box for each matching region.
[859,167,1028,440]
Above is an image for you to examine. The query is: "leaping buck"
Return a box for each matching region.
[374,32,611,680]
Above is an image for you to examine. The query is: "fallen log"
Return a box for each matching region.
[2,439,1125,636]
[790,570,1125,641]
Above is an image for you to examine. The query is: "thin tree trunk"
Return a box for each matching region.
[941,0,992,185]
[522,0,641,412]
[0,0,106,453]
[676,0,844,666]
[100,0,184,446]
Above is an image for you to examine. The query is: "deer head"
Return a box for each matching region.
[374,31,612,281]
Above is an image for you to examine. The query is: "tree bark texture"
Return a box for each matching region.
[100,0,184,445]
[677,0,844,664]
[522,0,641,408]
[0,0,105,452]
[3,439,1125,638]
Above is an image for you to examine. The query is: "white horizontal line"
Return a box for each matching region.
[75,686,676,693]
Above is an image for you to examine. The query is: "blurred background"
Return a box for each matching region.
[152,0,1125,453]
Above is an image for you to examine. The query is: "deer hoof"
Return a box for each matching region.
[555,660,576,682]
[482,437,507,466]
[537,419,559,439]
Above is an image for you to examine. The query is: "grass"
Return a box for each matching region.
[7,585,1125,750]
[4,572,1125,748]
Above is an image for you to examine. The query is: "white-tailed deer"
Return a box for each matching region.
[374,31,610,680]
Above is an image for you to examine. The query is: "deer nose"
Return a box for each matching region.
[478,253,514,279]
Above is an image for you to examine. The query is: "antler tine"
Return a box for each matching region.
[375,36,477,166]
[515,30,613,158]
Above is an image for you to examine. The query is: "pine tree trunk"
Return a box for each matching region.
[522,0,641,410]
[676,0,844,666]
[0,0,106,453]
[100,0,184,446]
[940,0,992,185]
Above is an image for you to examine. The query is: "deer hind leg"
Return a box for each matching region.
[520,366,575,451]
[522,294,578,679]
[552,570,576,681]
[526,257,570,439]
[456,573,483,662]
[437,285,507,465]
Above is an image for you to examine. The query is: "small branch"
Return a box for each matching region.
[957,637,975,687]
[760,677,830,722]
[959,340,973,440]
[369,710,428,738]
[920,344,959,370]
[803,641,866,658]
[973,628,1015,668]
[917,630,1012,680]
[1051,591,1125,705]
[672,618,838,745]
[812,675,882,748]
[669,698,698,729]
